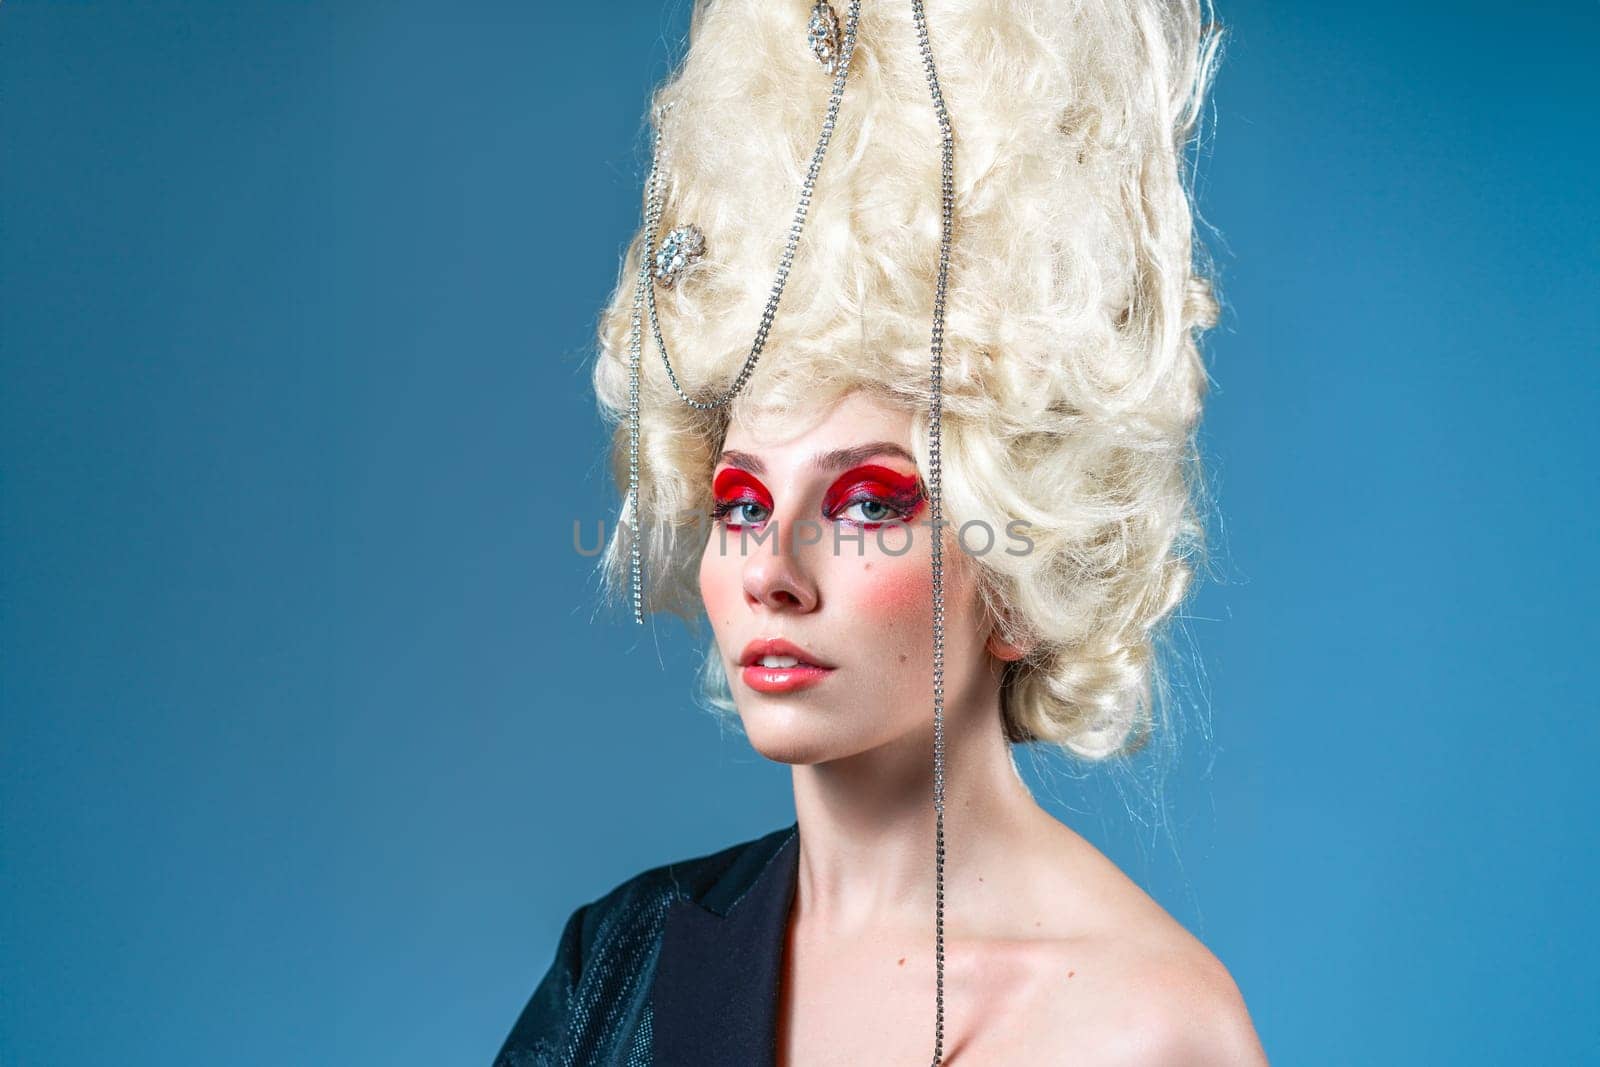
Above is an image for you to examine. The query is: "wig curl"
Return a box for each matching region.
[592,0,1225,760]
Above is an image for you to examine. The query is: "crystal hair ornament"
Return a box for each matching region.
[623,2,956,1061]
[808,2,844,74]
[652,224,706,289]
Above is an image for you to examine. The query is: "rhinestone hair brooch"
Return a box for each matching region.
[808,1,843,74]
[652,224,705,289]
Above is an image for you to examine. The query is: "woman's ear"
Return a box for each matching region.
[986,628,1028,663]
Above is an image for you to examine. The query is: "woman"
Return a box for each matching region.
[497,0,1267,1063]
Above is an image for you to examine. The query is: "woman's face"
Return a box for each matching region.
[698,389,1000,766]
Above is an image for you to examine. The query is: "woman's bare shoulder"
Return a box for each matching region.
[1018,820,1269,1064]
[1067,936,1266,1064]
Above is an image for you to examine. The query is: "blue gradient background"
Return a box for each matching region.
[2,2,1595,1064]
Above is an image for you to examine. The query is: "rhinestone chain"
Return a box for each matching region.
[627,0,863,627]
[625,3,955,1063]
[911,0,954,1059]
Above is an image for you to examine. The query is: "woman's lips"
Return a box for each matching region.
[741,662,834,693]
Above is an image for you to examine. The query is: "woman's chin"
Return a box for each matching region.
[735,701,860,766]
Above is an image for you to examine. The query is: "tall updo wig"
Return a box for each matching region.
[592,0,1225,761]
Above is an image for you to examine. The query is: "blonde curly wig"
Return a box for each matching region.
[592,0,1225,761]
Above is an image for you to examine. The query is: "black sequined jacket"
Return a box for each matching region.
[493,822,800,1067]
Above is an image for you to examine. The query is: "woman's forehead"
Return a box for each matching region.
[722,390,915,455]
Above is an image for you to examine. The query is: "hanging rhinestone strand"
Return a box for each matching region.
[626,0,863,626]
[910,0,955,1060]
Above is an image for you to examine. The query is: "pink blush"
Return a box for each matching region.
[842,554,932,620]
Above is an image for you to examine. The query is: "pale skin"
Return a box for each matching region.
[698,389,1270,1066]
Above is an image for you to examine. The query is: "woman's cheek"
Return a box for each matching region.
[843,551,933,622]
[698,544,740,617]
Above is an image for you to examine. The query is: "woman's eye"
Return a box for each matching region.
[838,498,902,525]
[713,500,770,526]
[715,500,902,525]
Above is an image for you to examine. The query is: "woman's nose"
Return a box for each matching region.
[740,518,820,613]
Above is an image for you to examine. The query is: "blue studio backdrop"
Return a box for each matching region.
[2,2,1595,1064]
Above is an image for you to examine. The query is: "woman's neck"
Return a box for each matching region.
[787,687,1043,938]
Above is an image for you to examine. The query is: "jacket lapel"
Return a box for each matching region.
[651,824,800,1066]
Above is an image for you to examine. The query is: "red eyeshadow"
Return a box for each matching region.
[712,467,774,508]
[822,464,927,524]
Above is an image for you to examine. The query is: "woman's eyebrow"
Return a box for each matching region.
[715,442,916,478]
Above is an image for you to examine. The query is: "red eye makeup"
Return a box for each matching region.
[822,464,927,528]
[710,467,774,529]
[709,461,926,531]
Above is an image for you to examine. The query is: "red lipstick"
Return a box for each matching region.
[738,637,835,694]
